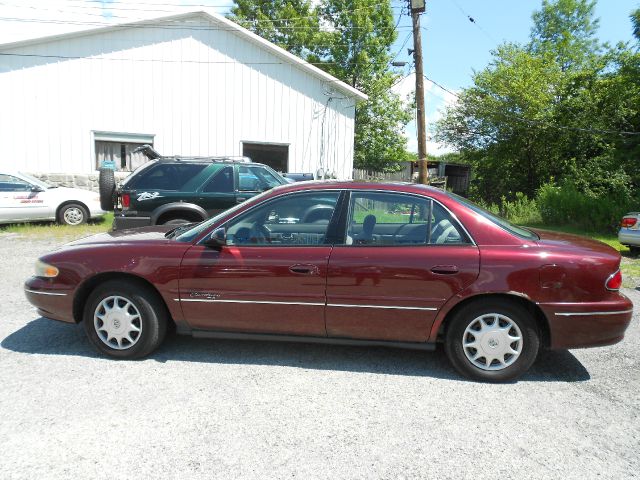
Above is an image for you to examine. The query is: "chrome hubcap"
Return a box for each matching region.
[462,313,523,371]
[64,207,84,225]
[94,296,142,350]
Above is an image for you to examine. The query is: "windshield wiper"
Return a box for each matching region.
[165,222,198,239]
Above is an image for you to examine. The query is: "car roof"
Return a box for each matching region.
[265,180,449,198]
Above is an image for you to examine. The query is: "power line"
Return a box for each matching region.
[449,0,498,44]
[0,15,413,32]
[0,0,403,25]
[421,74,640,137]
[0,50,394,68]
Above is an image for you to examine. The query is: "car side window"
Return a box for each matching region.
[345,192,470,246]
[0,175,32,192]
[428,202,469,245]
[226,192,340,246]
[202,166,234,193]
[238,166,282,192]
[131,164,208,190]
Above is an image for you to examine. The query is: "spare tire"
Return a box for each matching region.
[99,168,116,211]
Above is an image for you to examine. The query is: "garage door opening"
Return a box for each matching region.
[242,143,289,173]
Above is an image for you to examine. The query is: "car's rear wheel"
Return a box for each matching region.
[629,246,640,256]
[445,300,539,382]
[162,218,191,225]
[58,203,88,225]
[83,280,167,359]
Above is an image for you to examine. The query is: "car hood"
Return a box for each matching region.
[65,226,175,247]
[532,228,619,259]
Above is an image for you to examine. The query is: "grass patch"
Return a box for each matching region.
[0,212,114,239]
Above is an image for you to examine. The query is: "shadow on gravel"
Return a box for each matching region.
[2,318,590,382]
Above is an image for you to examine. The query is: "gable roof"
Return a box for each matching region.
[0,10,368,102]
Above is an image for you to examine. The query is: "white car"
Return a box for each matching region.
[618,212,640,255]
[0,171,105,225]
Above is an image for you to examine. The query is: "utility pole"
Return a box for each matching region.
[409,0,428,184]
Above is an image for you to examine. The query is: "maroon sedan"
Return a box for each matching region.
[24,182,633,381]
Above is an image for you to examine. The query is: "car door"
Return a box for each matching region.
[196,165,238,216]
[325,190,480,343]
[179,190,343,336]
[0,174,50,222]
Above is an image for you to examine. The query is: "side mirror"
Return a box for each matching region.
[204,227,227,248]
[30,185,44,193]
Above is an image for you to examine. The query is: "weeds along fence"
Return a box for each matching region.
[352,169,411,182]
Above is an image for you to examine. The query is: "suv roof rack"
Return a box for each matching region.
[132,144,252,163]
[160,155,253,164]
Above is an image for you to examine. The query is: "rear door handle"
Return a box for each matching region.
[236,197,248,204]
[431,265,459,275]
[289,264,319,275]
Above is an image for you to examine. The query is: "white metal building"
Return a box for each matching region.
[0,11,367,183]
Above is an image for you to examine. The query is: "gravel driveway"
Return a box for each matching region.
[0,233,638,480]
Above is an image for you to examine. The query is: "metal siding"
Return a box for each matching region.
[0,17,357,177]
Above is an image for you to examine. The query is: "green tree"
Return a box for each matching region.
[229,0,321,57]
[435,0,638,203]
[316,0,411,171]
[231,0,412,172]
[631,7,640,41]
[530,0,600,71]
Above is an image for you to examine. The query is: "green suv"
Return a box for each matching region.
[112,157,288,230]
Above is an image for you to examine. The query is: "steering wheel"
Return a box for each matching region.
[249,223,272,244]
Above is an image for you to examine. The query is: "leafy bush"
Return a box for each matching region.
[500,192,542,225]
[474,193,541,225]
[537,180,635,232]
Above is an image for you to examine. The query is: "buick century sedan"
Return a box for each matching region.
[25,182,633,381]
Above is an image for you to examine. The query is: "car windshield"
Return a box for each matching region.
[175,189,274,242]
[447,192,539,241]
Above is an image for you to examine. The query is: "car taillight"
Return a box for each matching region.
[121,193,130,209]
[605,270,622,291]
[621,217,637,228]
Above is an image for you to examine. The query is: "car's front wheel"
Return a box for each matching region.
[83,280,168,359]
[445,300,539,382]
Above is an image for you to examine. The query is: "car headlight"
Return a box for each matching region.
[35,260,59,278]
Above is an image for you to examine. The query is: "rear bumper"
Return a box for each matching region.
[112,212,151,230]
[540,294,634,349]
[618,228,640,247]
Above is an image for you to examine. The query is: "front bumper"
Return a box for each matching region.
[618,228,640,247]
[540,294,634,349]
[24,277,75,323]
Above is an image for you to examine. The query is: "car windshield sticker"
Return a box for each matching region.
[137,192,162,201]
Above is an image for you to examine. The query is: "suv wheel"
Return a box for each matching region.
[161,218,191,225]
[98,168,116,211]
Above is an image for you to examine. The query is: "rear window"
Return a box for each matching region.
[448,192,539,241]
[127,163,208,191]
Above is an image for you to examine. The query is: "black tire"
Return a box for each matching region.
[161,218,191,225]
[445,299,540,382]
[629,246,640,256]
[98,168,116,211]
[58,203,88,226]
[83,280,168,359]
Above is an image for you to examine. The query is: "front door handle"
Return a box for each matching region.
[431,265,459,275]
[289,264,319,275]
[236,197,248,204]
